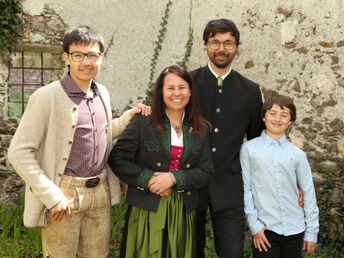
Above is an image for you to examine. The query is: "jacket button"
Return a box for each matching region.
[157,162,161,167]
[73,107,77,111]
[186,164,190,168]
[212,148,216,152]
[58,173,63,177]
[62,157,67,161]
[68,140,73,144]
[187,191,191,195]
[214,128,219,133]
[218,89,223,94]
[72,124,76,128]
[216,108,221,113]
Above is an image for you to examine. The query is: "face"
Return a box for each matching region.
[205,32,238,69]
[162,73,191,113]
[263,104,292,140]
[63,42,104,88]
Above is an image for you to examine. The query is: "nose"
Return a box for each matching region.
[81,55,91,64]
[218,43,226,51]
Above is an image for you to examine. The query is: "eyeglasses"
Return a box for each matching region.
[68,51,102,62]
[208,40,236,50]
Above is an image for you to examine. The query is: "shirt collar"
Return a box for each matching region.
[60,72,99,97]
[261,130,288,146]
[207,62,232,80]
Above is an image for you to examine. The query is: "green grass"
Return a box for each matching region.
[0,196,342,257]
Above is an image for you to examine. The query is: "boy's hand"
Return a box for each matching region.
[253,226,271,252]
[131,103,151,117]
[302,240,317,255]
[297,184,304,208]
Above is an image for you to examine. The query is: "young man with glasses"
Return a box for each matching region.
[189,19,265,258]
[8,25,150,258]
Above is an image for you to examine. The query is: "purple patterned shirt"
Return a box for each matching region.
[60,73,107,177]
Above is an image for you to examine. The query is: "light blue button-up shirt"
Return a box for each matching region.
[240,131,319,242]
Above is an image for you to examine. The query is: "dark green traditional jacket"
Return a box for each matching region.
[108,114,213,212]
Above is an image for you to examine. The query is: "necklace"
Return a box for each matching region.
[173,125,181,133]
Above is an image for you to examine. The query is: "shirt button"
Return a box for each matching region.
[216,108,221,113]
[186,164,191,168]
[218,89,223,94]
[178,150,181,153]
[176,160,179,162]
[212,148,216,152]
[178,155,180,158]
[175,164,178,167]
[156,162,161,167]
[214,128,219,133]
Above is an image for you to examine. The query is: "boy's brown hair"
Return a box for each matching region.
[261,94,296,122]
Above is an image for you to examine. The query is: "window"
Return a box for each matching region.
[8,46,65,117]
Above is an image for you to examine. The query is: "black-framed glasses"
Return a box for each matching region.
[208,40,236,50]
[68,51,102,62]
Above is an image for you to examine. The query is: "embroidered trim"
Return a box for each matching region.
[138,168,154,190]
[181,124,194,164]
[173,170,186,190]
[192,145,202,155]
[144,140,159,152]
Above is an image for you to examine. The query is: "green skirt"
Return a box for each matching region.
[125,193,196,258]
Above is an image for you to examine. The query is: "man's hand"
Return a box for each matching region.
[131,103,151,117]
[297,184,304,208]
[50,196,71,222]
[122,182,128,199]
[302,241,317,255]
[253,226,271,252]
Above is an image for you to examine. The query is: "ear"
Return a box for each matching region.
[63,52,70,65]
[262,117,265,122]
[100,52,104,61]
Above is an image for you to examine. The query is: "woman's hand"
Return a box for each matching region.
[131,103,151,117]
[148,172,175,195]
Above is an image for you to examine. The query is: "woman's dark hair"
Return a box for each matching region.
[261,94,297,122]
[150,65,210,135]
[203,19,240,46]
[63,25,105,53]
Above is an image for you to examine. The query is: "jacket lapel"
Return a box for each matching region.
[157,120,171,160]
[181,123,194,163]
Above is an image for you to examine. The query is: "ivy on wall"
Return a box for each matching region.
[0,0,23,66]
[144,0,172,104]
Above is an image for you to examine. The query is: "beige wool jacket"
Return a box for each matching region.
[8,80,132,228]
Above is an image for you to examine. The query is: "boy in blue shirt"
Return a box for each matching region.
[240,94,319,257]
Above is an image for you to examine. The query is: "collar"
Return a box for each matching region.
[207,62,232,80]
[261,130,288,146]
[60,72,99,97]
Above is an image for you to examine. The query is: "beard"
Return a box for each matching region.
[208,51,236,69]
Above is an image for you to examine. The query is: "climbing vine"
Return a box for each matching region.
[0,0,23,66]
[144,0,172,104]
[316,158,344,256]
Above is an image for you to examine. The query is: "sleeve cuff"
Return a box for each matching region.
[138,168,154,190]
[304,231,318,243]
[172,170,186,191]
[250,221,265,236]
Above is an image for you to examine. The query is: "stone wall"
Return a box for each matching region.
[0,0,343,241]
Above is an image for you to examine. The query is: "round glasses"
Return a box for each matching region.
[208,40,236,50]
[69,51,102,62]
